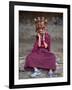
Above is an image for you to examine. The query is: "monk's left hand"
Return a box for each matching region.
[43,42,48,48]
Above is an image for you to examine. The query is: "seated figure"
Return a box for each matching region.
[24,17,56,77]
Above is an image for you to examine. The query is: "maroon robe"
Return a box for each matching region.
[24,32,56,70]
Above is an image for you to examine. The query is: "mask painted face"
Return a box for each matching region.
[34,17,47,34]
[37,22,45,34]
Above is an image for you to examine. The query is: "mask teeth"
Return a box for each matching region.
[37,17,40,21]
[34,18,37,22]
[42,17,45,21]
[34,17,48,32]
[34,17,47,23]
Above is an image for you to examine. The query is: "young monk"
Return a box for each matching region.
[24,17,56,77]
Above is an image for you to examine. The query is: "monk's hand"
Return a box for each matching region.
[43,41,48,48]
[37,33,41,38]
[37,33,41,47]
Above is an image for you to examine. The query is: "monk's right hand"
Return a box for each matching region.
[37,33,41,38]
[37,33,41,47]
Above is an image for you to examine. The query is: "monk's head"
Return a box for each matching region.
[34,17,47,34]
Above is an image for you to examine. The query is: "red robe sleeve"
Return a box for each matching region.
[45,32,51,51]
[31,35,38,52]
